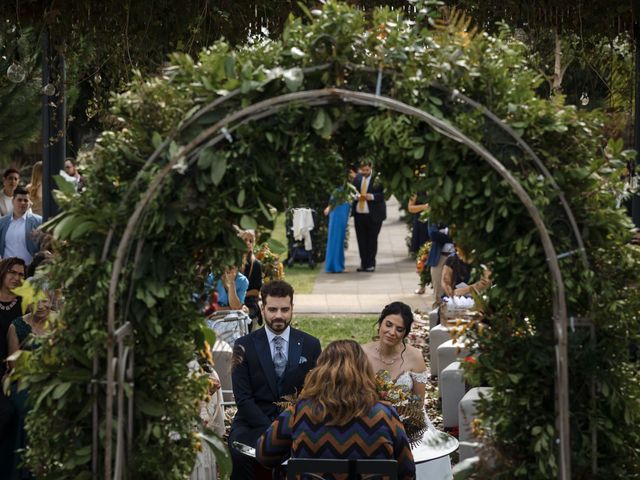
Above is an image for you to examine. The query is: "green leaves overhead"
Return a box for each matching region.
[19,2,640,480]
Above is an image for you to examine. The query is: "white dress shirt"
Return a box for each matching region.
[4,214,31,264]
[265,326,291,363]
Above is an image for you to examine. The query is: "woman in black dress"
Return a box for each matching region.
[7,288,54,479]
[0,257,26,473]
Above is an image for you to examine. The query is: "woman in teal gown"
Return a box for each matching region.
[323,169,356,273]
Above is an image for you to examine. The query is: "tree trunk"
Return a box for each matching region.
[552,28,563,94]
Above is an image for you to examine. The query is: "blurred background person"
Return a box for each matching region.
[407,193,430,294]
[205,266,248,311]
[6,288,55,480]
[0,186,42,265]
[240,230,263,328]
[441,243,491,299]
[26,161,43,216]
[0,257,26,473]
[0,168,20,217]
[62,158,86,192]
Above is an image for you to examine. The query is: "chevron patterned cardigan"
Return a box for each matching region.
[256,399,416,479]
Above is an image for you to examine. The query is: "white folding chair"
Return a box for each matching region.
[206,310,251,348]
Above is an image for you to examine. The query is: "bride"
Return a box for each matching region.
[363,302,458,480]
[361,301,428,400]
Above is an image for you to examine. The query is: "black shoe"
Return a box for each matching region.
[357,267,366,272]
[364,266,375,272]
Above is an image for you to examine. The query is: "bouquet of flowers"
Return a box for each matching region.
[415,241,432,287]
[329,183,359,208]
[375,370,428,446]
[255,242,285,282]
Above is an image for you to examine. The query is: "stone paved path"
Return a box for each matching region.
[295,197,435,314]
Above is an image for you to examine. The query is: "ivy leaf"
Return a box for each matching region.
[443,176,453,201]
[283,67,304,91]
[312,109,326,131]
[12,280,47,314]
[296,1,314,20]
[401,165,414,178]
[53,174,76,196]
[224,55,236,78]
[70,221,97,240]
[151,131,163,149]
[138,397,165,417]
[210,153,227,185]
[267,237,287,255]
[33,383,57,411]
[197,148,215,170]
[52,382,72,400]
[199,430,232,479]
[485,212,495,233]
[240,215,257,230]
[237,189,246,208]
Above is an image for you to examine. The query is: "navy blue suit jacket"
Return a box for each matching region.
[351,173,386,224]
[230,326,321,443]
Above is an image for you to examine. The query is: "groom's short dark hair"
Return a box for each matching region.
[260,280,294,305]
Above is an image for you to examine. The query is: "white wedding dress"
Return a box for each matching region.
[394,371,457,480]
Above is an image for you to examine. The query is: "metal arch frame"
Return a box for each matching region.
[101,88,576,480]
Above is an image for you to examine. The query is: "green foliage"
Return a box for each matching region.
[16,1,640,478]
[0,21,41,160]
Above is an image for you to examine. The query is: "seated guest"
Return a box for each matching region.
[256,339,416,480]
[240,230,263,327]
[229,280,321,479]
[441,243,491,298]
[205,265,249,311]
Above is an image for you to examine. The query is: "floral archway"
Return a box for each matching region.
[16,2,640,479]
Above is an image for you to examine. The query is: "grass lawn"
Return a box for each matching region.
[292,314,378,348]
[270,213,321,294]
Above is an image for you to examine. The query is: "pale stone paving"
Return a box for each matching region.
[295,196,435,314]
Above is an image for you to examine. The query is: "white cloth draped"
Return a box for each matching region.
[291,208,314,250]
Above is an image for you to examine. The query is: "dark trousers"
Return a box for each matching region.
[354,213,382,269]
[0,388,16,474]
[229,425,272,480]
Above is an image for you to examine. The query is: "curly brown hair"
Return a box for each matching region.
[299,339,379,426]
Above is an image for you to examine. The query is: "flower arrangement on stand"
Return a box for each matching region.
[256,242,285,282]
[416,241,432,288]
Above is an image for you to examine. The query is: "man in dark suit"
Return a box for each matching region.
[228,280,321,479]
[352,160,386,272]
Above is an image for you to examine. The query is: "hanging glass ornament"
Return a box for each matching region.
[42,83,56,96]
[6,62,26,83]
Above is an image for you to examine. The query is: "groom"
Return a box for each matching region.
[228,280,321,479]
[352,159,386,272]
